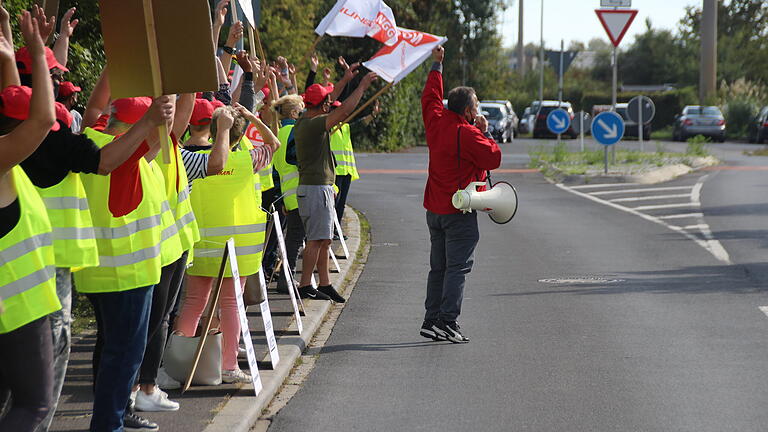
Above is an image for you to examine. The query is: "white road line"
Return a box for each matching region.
[633,203,696,211]
[570,182,639,190]
[759,306,768,318]
[681,224,707,230]
[609,194,692,203]
[658,213,704,220]
[557,176,731,264]
[590,186,694,196]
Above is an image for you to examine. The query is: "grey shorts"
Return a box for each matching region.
[297,184,335,241]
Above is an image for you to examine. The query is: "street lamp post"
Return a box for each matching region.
[539,0,544,104]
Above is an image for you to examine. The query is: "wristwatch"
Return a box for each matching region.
[222,46,235,55]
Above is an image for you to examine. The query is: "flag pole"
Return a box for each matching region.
[302,35,324,66]
[331,82,392,134]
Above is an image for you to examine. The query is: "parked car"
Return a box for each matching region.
[484,100,519,137]
[672,105,726,142]
[479,102,513,143]
[532,100,577,139]
[615,103,652,139]
[519,107,532,134]
[748,106,768,143]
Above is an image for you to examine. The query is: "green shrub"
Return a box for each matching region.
[723,99,756,139]
[686,135,710,156]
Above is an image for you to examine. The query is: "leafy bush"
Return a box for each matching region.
[723,99,755,138]
[686,135,710,156]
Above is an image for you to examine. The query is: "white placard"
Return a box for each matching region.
[329,248,341,273]
[332,211,350,259]
[601,0,631,6]
[256,268,280,367]
[271,211,303,333]
[227,239,263,395]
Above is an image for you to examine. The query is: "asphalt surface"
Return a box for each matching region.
[268,138,768,432]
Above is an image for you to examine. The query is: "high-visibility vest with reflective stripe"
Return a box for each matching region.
[156,140,199,254]
[188,150,265,277]
[73,128,163,292]
[0,167,60,333]
[274,125,299,211]
[239,137,264,208]
[149,161,183,266]
[35,171,99,269]
[330,123,359,181]
[258,164,274,192]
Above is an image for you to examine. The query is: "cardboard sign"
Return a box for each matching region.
[99,0,219,98]
[272,211,304,333]
[256,268,280,368]
[227,239,263,395]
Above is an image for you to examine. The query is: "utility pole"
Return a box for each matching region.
[558,39,564,103]
[517,0,525,75]
[539,0,544,103]
[700,0,717,104]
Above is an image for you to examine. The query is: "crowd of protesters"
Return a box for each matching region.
[0,1,374,430]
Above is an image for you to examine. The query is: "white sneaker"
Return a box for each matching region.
[222,368,252,384]
[134,388,180,412]
[156,367,181,390]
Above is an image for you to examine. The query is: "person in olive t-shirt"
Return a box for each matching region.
[293,65,376,302]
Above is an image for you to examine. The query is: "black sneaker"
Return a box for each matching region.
[298,285,331,300]
[419,319,447,341]
[124,412,159,431]
[317,285,346,303]
[437,320,469,344]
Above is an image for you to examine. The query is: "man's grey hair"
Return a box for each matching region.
[446,86,476,114]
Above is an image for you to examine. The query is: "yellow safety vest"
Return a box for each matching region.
[35,171,99,269]
[0,167,60,333]
[155,140,200,254]
[187,150,266,277]
[74,128,164,292]
[274,125,299,211]
[149,161,183,266]
[330,123,359,181]
[239,137,264,208]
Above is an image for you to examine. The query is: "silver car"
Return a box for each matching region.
[673,105,726,142]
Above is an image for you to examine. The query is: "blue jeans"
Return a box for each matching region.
[87,286,153,432]
[425,211,479,323]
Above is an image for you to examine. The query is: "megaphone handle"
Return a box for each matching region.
[486,170,493,187]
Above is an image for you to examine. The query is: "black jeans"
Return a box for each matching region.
[425,211,479,323]
[262,187,282,274]
[334,174,352,223]
[284,208,306,272]
[0,317,53,432]
[139,252,188,385]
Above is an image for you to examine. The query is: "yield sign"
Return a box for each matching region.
[595,9,638,47]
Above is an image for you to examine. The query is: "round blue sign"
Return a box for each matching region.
[546,108,571,135]
[591,111,625,146]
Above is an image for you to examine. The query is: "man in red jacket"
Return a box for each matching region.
[420,45,502,344]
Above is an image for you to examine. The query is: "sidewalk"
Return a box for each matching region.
[50,208,366,432]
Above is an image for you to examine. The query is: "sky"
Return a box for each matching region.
[500,0,701,50]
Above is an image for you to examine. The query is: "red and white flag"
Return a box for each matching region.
[363,27,447,84]
[315,0,400,46]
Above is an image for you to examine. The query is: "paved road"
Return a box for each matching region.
[268,139,768,432]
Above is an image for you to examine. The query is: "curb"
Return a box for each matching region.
[203,207,365,432]
[555,156,720,186]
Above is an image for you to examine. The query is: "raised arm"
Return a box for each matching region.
[421,46,445,125]
[83,67,111,128]
[206,108,233,175]
[325,71,377,130]
[52,8,78,67]
[328,60,357,103]
[234,102,280,153]
[0,5,19,89]
[0,12,55,174]
[172,93,195,139]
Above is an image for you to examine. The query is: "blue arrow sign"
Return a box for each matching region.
[547,108,571,135]
[591,111,625,146]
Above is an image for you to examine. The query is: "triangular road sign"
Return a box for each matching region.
[595,9,638,47]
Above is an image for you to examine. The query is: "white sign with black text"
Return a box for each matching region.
[256,268,280,367]
[601,0,631,7]
[227,239,263,396]
[271,211,304,334]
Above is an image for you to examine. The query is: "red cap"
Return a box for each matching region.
[0,85,60,131]
[190,98,214,126]
[302,83,341,108]
[260,85,270,101]
[58,81,81,99]
[15,47,69,75]
[111,97,152,124]
[54,102,72,128]
[93,113,110,132]
[210,99,225,109]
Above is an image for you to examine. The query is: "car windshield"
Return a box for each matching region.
[482,106,504,120]
[687,106,722,116]
[616,107,628,120]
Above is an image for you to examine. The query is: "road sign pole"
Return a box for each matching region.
[639,96,644,152]
[580,114,584,152]
[604,147,608,174]
[539,0,544,104]
[558,39,564,103]
[611,46,617,164]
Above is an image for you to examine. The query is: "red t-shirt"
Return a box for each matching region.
[421,70,502,214]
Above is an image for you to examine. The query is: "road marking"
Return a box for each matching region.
[570,183,639,190]
[357,168,539,174]
[702,166,768,171]
[632,202,696,211]
[556,176,731,264]
[657,213,703,220]
[590,186,693,196]
[609,193,691,203]
[759,306,768,318]
[681,224,707,230]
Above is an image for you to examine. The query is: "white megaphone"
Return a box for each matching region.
[452,181,518,224]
